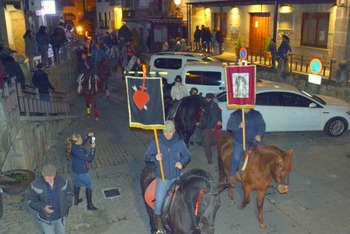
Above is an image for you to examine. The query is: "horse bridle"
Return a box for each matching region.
[194,106,208,127]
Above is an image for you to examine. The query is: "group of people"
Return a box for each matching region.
[25,132,97,233]
[194,25,223,54]
[268,34,292,73]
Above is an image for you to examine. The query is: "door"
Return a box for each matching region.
[249,13,270,56]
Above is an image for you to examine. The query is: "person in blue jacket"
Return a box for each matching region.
[226,108,266,186]
[65,132,97,210]
[144,120,191,233]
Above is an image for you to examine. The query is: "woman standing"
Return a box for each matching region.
[65,132,97,210]
[23,30,36,71]
[35,26,50,68]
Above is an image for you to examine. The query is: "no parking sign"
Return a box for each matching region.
[308,58,323,85]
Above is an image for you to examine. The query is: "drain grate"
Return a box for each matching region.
[103,187,121,198]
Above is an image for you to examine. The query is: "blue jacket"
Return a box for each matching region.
[71,135,95,174]
[144,133,191,180]
[226,109,266,145]
[26,175,72,223]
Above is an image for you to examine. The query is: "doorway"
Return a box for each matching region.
[249,13,270,55]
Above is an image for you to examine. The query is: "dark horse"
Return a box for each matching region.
[140,164,228,234]
[164,95,208,146]
[217,131,293,228]
[81,69,99,120]
[96,57,112,99]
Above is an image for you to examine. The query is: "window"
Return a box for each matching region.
[301,13,329,48]
[185,71,221,86]
[154,58,182,70]
[256,92,281,106]
[281,93,314,107]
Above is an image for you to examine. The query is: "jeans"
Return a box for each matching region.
[155,177,176,215]
[228,139,264,176]
[72,172,93,189]
[38,217,66,234]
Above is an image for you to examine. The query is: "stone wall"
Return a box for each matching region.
[0,48,79,171]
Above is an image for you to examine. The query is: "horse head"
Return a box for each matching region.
[174,169,228,234]
[269,147,293,186]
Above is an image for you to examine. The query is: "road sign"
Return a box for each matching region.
[239,47,247,60]
[309,58,323,75]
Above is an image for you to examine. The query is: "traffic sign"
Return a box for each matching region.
[239,47,247,60]
[309,58,323,75]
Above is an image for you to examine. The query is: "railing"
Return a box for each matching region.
[2,78,70,117]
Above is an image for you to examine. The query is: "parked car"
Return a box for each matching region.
[182,61,226,96]
[217,79,350,137]
[149,51,220,88]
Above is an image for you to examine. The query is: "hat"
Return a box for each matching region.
[205,93,215,99]
[42,164,57,177]
[36,63,44,70]
[175,75,182,83]
[163,120,175,133]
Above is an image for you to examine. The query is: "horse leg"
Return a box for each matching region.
[92,97,99,121]
[238,184,252,210]
[97,80,103,97]
[105,82,110,99]
[86,96,92,117]
[228,186,234,205]
[257,189,268,229]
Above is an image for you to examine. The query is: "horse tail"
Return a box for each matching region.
[217,131,233,184]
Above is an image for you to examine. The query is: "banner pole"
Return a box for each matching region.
[154,129,165,181]
[242,109,246,151]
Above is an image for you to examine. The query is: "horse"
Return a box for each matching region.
[165,95,209,146]
[96,57,112,99]
[217,131,293,229]
[80,69,100,120]
[140,163,228,234]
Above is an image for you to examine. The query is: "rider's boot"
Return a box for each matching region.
[155,215,164,234]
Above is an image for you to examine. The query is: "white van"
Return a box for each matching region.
[149,52,220,87]
[181,61,226,96]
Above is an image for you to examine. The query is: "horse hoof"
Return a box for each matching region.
[238,204,245,210]
[95,117,99,121]
[259,223,267,229]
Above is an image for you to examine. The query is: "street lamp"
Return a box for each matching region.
[174,0,181,15]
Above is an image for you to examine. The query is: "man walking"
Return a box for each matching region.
[26,164,73,233]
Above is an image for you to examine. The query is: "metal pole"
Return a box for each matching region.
[273,0,278,40]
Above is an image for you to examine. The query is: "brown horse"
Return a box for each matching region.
[96,57,112,99]
[217,131,293,229]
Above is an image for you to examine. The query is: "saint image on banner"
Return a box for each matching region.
[232,73,249,98]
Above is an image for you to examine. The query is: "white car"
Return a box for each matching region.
[217,79,350,137]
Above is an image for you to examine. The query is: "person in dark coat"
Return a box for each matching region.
[0,60,6,91]
[194,25,201,51]
[35,26,50,68]
[26,164,73,234]
[200,93,222,164]
[0,50,25,87]
[65,132,97,210]
[23,30,36,71]
[32,63,55,101]
[226,108,266,186]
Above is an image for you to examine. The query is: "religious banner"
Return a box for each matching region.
[126,76,165,129]
[225,65,256,109]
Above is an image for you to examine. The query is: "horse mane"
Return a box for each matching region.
[179,169,213,192]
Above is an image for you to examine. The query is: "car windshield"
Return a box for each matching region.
[300,90,326,105]
[202,56,219,63]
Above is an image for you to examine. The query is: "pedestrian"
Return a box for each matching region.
[194,25,201,52]
[189,87,203,146]
[91,43,106,71]
[65,132,98,210]
[226,108,266,186]
[50,24,67,64]
[200,93,222,164]
[26,164,73,234]
[35,26,50,68]
[32,63,55,101]
[0,49,25,88]
[131,57,146,77]
[170,75,187,101]
[162,39,169,51]
[268,38,277,68]
[23,30,36,71]
[144,120,191,233]
[277,34,292,74]
[120,41,135,78]
[215,29,223,54]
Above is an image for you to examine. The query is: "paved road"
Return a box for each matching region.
[1,73,350,234]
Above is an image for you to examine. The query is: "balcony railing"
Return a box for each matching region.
[2,78,70,117]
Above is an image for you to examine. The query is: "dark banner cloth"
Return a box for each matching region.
[126,76,165,130]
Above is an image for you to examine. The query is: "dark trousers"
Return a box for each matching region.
[200,128,219,163]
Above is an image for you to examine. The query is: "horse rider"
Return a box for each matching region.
[144,120,191,234]
[169,75,188,119]
[200,93,222,164]
[226,108,266,186]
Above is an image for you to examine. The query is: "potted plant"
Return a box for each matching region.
[264,37,272,59]
[0,169,35,195]
[235,37,242,62]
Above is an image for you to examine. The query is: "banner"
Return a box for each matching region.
[126,76,165,129]
[225,65,256,109]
